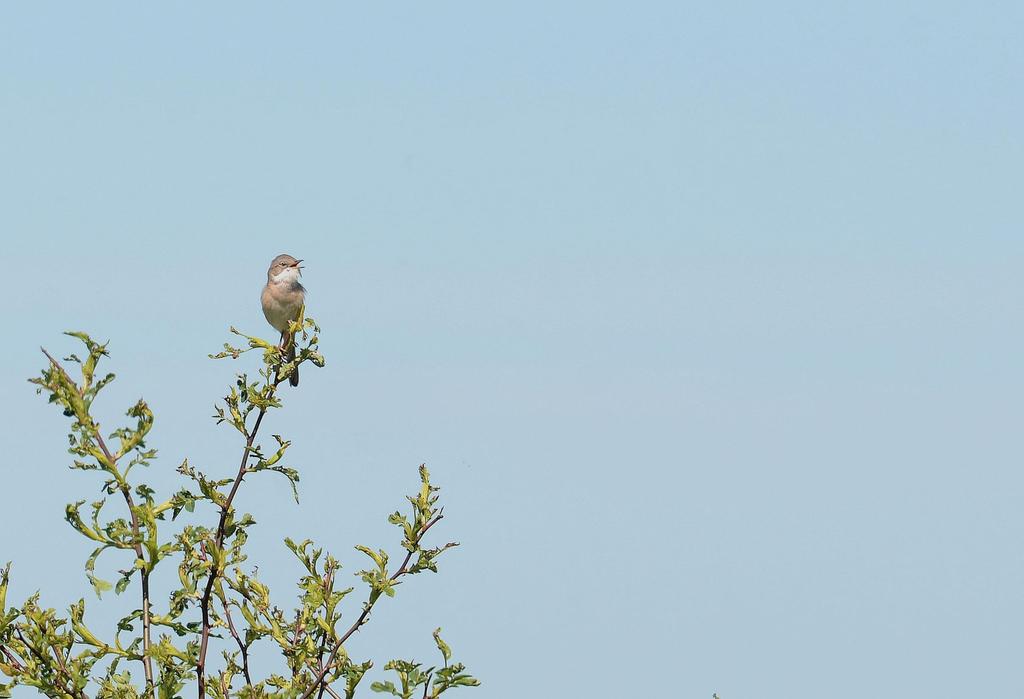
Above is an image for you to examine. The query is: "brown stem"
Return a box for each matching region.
[49,643,70,675]
[197,374,283,699]
[0,644,24,672]
[42,349,155,698]
[311,659,343,699]
[315,649,329,699]
[221,595,252,687]
[296,514,444,699]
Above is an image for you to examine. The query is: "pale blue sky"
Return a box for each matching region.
[1,3,1022,698]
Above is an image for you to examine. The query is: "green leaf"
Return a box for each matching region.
[370,680,399,696]
[0,562,8,611]
[433,627,452,665]
[88,573,113,597]
[115,573,132,595]
[354,545,388,571]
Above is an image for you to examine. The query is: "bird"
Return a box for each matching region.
[261,254,305,386]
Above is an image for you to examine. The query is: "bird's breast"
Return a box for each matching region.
[262,282,305,332]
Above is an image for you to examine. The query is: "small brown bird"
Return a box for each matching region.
[261,254,305,386]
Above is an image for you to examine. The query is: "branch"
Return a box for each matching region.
[312,658,343,699]
[15,629,86,699]
[95,430,155,698]
[196,373,283,699]
[311,660,343,699]
[314,564,336,699]
[297,514,445,699]
[388,514,444,581]
[41,349,156,698]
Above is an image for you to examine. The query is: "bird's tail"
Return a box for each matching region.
[284,332,299,387]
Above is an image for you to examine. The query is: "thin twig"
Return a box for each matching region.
[292,610,305,647]
[297,514,445,699]
[220,596,252,687]
[0,644,24,672]
[48,642,73,680]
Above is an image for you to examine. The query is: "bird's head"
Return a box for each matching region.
[268,254,303,282]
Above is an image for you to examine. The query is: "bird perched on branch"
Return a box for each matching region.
[261,253,305,386]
